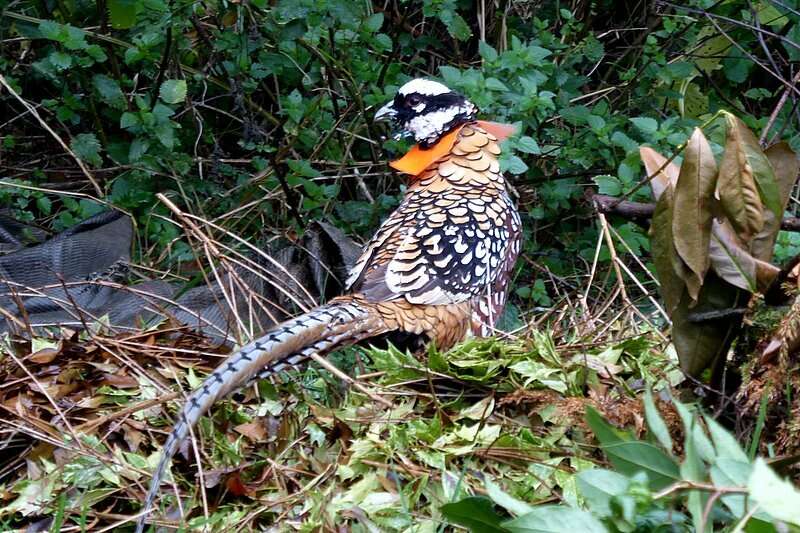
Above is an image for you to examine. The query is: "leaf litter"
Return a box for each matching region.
[0,314,684,530]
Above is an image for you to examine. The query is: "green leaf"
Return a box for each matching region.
[756,2,788,27]
[39,20,64,41]
[439,66,461,85]
[704,415,748,462]
[674,402,708,532]
[441,496,509,533]
[748,458,800,525]
[159,79,187,104]
[601,441,681,490]
[504,505,607,533]
[502,155,528,175]
[509,361,566,393]
[593,175,622,196]
[120,112,140,130]
[485,478,534,516]
[586,115,605,131]
[486,78,508,92]
[479,40,498,62]
[752,142,799,261]
[711,458,752,518]
[585,407,627,445]
[363,13,383,33]
[70,133,102,167]
[107,0,138,29]
[643,389,673,453]
[436,9,471,41]
[575,469,629,518]
[611,131,639,153]
[630,117,658,136]
[49,51,73,70]
[587,407,679,490]
[92,74,126,110]
[36,196,52,215]
[672,127,717,300]
[154,123,176,149]
[517,136,541,155]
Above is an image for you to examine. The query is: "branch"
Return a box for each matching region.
[589,192,800,232]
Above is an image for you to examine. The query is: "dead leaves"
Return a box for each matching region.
[752,142,800,261]
[651,187,684,314]
[673,128,717,299]
[718,114,766,242]
[643,113,798,376]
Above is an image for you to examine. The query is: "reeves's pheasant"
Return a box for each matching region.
[135,78,522,531]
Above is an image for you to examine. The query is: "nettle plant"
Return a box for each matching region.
[642,111,798,378]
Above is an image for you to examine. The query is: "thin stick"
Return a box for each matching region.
[0,74,103,196]
[761,69,800,146]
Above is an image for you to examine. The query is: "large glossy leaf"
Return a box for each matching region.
[710,458,752,518]
[708,219,778,292]
[673,402,715,463]
[717,113,765,242]
[671,272,746,377]
[651,186,687,312]
[679,413,708,533]
[585,406,628,444]
[643,389,673,453]
[641,146,680,201]
[485,478,534,516]
[751,142,799,261]
[441,496,510,533]
[503,506,608,533]
[673,128,716,294]
[576,469,629,518]
[748,458,800,526]
[601,441,681,490]
[704,415,748,462]
[586,407,680,490]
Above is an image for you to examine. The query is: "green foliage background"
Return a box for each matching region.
[2,0,800,308]
[3,1,800,531]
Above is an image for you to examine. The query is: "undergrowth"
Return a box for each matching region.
[3,0,800,531]
[0,324,679,531]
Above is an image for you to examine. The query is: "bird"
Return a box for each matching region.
[134,78,522,532]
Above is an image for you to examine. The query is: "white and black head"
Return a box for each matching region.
[375,79,477,148]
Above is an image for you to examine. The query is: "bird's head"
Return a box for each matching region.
[375,79,477,149]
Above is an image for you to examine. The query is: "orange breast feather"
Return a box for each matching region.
[389,121,515,177]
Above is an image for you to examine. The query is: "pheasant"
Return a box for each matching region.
[135,78,522,532]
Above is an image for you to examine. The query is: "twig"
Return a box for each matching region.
[653,480,747,499]
[590,192,800,232]
[598,213,632,318]
[761,69,800,146]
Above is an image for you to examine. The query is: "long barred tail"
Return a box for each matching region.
[135,298,385,533]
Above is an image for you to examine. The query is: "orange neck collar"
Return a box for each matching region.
[389,121,516,177]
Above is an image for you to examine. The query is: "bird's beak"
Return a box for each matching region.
[374,101,397,122]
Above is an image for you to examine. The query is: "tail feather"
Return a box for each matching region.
[135,299,384,533]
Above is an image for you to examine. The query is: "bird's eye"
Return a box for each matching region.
[407,95,422,107]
